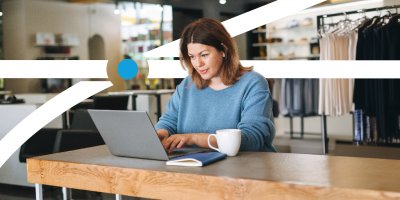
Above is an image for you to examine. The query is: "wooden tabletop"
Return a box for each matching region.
[27,145,400,199]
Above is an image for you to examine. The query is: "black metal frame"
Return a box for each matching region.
[317,5,400,31]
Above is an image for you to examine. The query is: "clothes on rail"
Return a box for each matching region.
[353,79,400,143]
[319,10,400,143]
[279,79,319,117]
[353,13,400,143]
[318,20,356,116]
[356,14,400,60]
[319,32,357,60]
[318,79,354,116]
[318,10,400,143]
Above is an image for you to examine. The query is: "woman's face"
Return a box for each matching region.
[187,43,224,81]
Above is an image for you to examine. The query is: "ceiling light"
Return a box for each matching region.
[114,1,120,15]
[219,0,226,5]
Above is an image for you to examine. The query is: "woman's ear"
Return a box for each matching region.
[220,43,228,58]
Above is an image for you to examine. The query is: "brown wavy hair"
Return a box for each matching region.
[179,18,252,89]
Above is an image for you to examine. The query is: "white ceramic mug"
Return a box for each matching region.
[207,129,241,156]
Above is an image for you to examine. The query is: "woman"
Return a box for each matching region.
[156,18,276,152]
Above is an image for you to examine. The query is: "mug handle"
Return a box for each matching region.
[207,134,219,152]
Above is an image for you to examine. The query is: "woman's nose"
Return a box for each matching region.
[194,58,204,68]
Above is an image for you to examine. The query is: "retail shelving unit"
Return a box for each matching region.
[249,25,268,60]
[35,33,80,60]
[266,18,319,60]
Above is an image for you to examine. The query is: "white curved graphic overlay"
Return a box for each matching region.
[145,0,400,79]
[0,60,111,168]
[0,60,108,78]
[0,81,112,168]
[144,0,325,58]
[147,60,400,79]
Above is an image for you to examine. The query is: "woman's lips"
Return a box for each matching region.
[198,69,208,74]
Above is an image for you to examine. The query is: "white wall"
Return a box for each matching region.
[0,105,37,187]
[2,0,124,93]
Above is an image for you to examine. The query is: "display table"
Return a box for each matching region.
[27,145,400,200]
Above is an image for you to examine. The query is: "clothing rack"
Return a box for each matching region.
[316,5,400,148]
[317,5,400,31]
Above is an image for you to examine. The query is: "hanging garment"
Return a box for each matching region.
[353,16,400,142]
[382,16,400,59]
[318,31,355,116]
[279,79,319,117]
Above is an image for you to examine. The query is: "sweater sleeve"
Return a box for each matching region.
[155,80,184,135]
[237,75,276,152]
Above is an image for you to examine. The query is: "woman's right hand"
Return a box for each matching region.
[156,129,169,143]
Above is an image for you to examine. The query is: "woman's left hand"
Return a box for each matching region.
[162,133,217,153]
[162,134,196,153]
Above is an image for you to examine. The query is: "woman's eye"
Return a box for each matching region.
[201,54,208,58]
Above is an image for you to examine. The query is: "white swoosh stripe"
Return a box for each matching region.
[0,60,108,78]
[143,0,325,58]
[147,60,400,78]
[0,81,112,168]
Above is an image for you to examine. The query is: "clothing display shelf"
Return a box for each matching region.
[249,25,268,60]
[253,42,310,47]
[316,5,400,147]
[266,17,318,60]
[251,29,267,34]
[268,24,315,34]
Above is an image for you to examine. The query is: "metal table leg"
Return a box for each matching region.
[35,184,43,200]
[116,194,122,200]
[321,114,328,154]
[62,187,72,200]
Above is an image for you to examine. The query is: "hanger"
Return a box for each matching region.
[351,9,368,31]
[333,12,354,34]
[387,9,400,24]
[382,10,392,21]
[364,9,382,30]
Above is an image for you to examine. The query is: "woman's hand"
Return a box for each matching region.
[162,134,196,153]
[157,129,169,143]
[162,133,217,153]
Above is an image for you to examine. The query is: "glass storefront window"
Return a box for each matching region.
[119,2,173,90]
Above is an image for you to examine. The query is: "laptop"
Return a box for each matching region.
[88,110,206,161]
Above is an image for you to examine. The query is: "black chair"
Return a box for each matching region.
[93,95,129,110]
[267,78,280,118]
[53,109,104,153]
[53,130,104,153]
[19,128,60,163]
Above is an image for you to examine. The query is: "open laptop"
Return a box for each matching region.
[88,110,206,161]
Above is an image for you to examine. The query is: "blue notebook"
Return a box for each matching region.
[166,152,227,167]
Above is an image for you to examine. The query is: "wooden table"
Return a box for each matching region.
[27,145,400,200]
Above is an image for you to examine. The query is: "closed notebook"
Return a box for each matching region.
[166,152,227,167]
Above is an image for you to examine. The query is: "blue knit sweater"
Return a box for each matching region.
[155,71,276,152]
